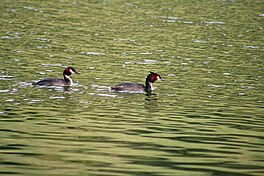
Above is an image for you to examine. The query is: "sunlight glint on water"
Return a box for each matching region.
[0,0,263,175]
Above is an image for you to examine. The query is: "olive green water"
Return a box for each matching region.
[0,0,263,175]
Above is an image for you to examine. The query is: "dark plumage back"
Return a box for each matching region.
[32,78,69,86]
[111,82,145,91]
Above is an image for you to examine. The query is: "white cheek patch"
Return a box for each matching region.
[157,76,161,80]
[70,69,75,74]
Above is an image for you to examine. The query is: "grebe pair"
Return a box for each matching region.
[33,67,163,92]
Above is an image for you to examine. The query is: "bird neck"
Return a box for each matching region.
[145,78,154,91]
[63,74,73,86]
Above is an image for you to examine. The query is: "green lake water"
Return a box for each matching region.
[0,0,263,175]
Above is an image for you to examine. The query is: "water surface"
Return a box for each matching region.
[0,0,263,175]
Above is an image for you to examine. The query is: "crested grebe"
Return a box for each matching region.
[33,66,80,86]
[111,72,163,92]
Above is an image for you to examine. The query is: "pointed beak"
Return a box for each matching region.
[159,76,164,81]
[73,70,80,74]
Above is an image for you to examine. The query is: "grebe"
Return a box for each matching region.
[33,66,80,86]
[111,72,164,92]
